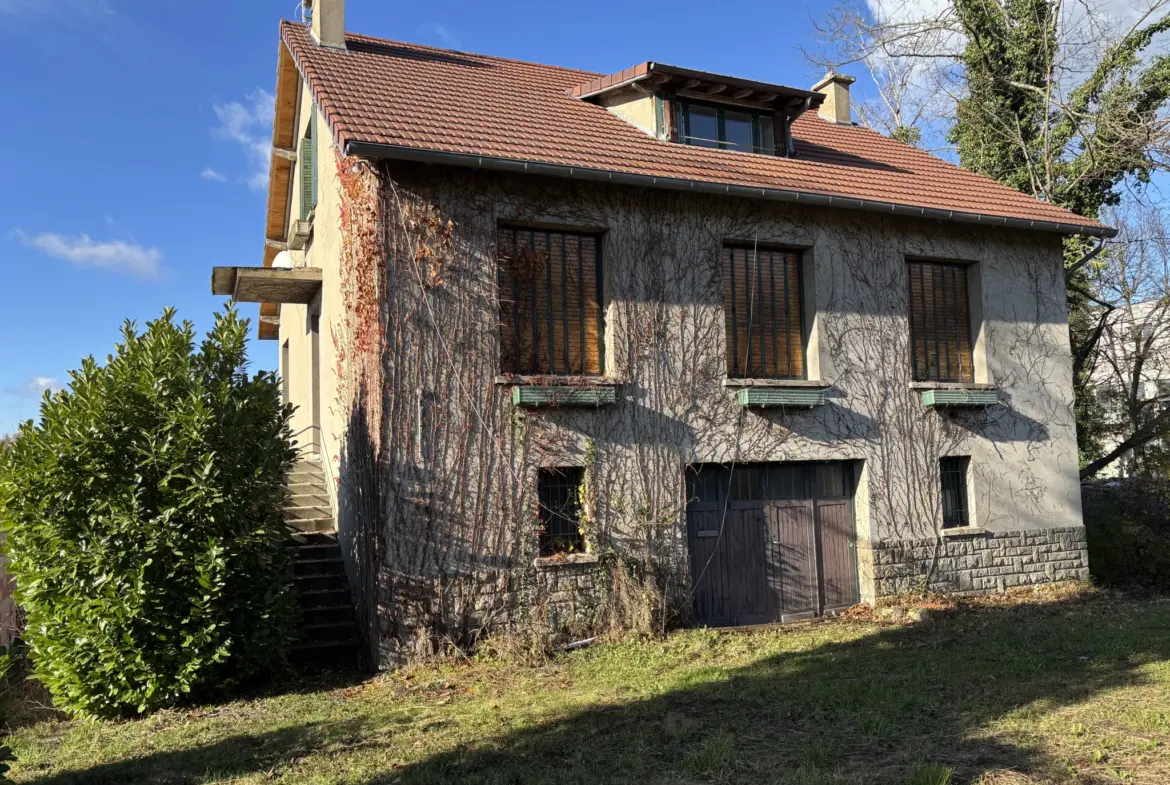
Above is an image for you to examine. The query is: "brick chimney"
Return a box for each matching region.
[309,0,346,50]
[812,72,855,125]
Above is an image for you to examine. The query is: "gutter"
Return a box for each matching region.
[344,141,1117,238]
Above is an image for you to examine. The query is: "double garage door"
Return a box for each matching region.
[687,462,860,626]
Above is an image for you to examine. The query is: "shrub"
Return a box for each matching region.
[1082,479,1170,587]
[0,307,298,717]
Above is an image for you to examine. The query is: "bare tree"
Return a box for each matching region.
[1084,202,1170,477]
[810,0,1170,477]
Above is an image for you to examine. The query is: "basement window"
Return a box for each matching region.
[940,456,971,529]
[677,100,776,155]
[537,468,586,556]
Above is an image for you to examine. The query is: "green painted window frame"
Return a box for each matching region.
[676,99,777,155]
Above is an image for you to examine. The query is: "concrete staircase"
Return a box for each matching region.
[285,457,360,669]
[285,457,336,533]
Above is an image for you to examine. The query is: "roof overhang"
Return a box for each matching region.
[252,38,305,340]
[212,266,323,303]
[571,62,824,117]
[345,141,1117,238]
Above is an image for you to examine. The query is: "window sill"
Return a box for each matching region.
[510,384,618,408]
[908,381,996,391]
[533,552,600,568]
[496,375,619,387]
[941,526,987,538]
[919,387,999,409]
[723,379,829,389]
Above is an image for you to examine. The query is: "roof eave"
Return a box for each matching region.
[343,141,1116,238]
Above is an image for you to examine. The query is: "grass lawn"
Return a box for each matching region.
[6,585,1170,784]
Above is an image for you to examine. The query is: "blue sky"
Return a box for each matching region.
[0,0,838,435]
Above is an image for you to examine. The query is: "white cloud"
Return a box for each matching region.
[211,90,274,191]
[201,167,226,182]
[3,376,60,399]
[417,22,459,49]
[0,0,114,28]
[14,230,161,278]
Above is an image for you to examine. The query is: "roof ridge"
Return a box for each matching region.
[279,19,602,80]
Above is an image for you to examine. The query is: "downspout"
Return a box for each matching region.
[1065,236,1107,278]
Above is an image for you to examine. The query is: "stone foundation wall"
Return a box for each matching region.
[869,526,1090,597]
[376,557,607,663]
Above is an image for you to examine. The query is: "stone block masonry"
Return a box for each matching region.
[868,527,1090,597]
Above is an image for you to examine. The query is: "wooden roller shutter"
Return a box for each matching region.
[498,227,603,376]
[907,261,974,383]
[722,247,803,379]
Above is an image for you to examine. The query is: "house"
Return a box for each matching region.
[212,0,1113,668]
[1088,298,1170,477]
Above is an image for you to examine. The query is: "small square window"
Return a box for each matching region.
[940,456,971,529]
[537,468,585,555]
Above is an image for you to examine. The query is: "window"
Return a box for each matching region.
[907,261,974,383]
[498,227,603,376]
[537,468,585,555]
[722,246,804,379]
[677,101,776,155]
[940,456,971,529]
[300,110,318,220]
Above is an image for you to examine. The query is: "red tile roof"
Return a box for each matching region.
[280,21,1111,237]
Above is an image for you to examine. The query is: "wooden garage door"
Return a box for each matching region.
[686,462,859,626]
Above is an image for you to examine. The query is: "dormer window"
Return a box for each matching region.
[677,101,775,155]
[571,62,822,160]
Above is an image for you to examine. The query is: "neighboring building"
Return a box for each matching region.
[1089,299,1170,477]
[213,0,1113,668]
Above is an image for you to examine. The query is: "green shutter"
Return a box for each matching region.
[310,110,319,211]
[300,136,314,220]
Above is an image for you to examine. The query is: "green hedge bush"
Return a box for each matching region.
[1082,479,1170,587]
[0,307,298,717]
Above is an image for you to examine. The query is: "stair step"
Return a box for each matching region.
[287,518,336,534]
[290,531,338,546]
[301,604,356,627]
[294,543,342,561]
[302,621,359,643]
[284,505,332,520]
[295,558,345,577]
[289,638,360,669]
[286,494,329,508]
[287,481,328,494]
[297,588,350,608]
[295,572,349,593]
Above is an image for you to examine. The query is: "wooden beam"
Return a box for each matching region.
[648,73,673,85]
[681,78,701,90]
[705,84,727,95]
[731,88,753,100]
[265,238,289,251]
[756,92,778,103]
[273,146,298,162]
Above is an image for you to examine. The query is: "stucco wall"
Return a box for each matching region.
[316,160,1085,662]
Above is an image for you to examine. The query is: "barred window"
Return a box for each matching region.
[907,261,974,383]
[940,456,971,529]
[722,246,804,379]
[498,227,603,376]
[537,468,585,556]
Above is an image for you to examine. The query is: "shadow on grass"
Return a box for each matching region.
[23,718,380,785]
[379,594,1170,785]
[19,593,1170,785]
